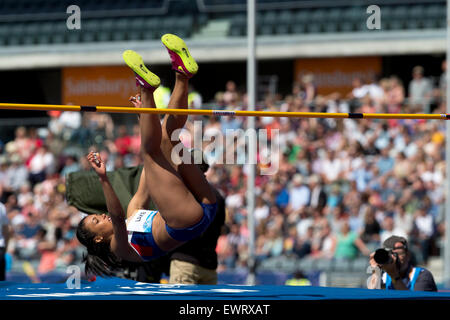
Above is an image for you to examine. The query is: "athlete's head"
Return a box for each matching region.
[76,213,120,277]
[80,213,114,243]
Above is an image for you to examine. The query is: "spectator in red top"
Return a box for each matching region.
[114,125,132,156]
[129,124,141,155]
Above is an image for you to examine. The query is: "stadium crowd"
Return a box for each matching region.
[0,63,447,278]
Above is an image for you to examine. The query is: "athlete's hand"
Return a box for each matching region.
[87,151,107,179]
[129,93,142,108]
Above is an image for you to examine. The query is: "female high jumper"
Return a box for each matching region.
[76,34,217,276]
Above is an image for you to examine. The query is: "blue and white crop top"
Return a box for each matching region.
[126,210,166,261]
[126,203,218,261]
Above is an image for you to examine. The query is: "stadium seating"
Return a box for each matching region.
[258,255,371,282]
[0,1,446,47]
[315,258,334,272]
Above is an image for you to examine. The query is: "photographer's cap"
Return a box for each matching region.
[383,235,408,251]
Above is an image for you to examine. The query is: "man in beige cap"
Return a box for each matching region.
[408,65,432,113]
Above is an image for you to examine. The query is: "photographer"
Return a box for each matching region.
[367,235,437,291]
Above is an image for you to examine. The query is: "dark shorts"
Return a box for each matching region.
[165,202,218,242]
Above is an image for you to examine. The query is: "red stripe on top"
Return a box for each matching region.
[130,242,153,257]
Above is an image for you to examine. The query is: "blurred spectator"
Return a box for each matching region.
[283,225,299,256]
[360,206,381,246]
[294,225,313,258]
[310,222,336,259]
[0,201,11,280]
[55,111,82,141]
[408,65,433,113]
[188,85,203,108]
[285,270,311,286]
[376,147,394,175]
[411,205,435,265]
[114,125,131,156]
[254,196,270,226]
[9,127,34,162]
[385,76,405,112]
[301,73,316,105]
[264,227,284,258]
[295,207,313,241]
[321,150,344,182]
[308,175,327,211]
[334,221,370,260]
[28,146,56,186]
[380,216,408,244]
[60,155,81,178]
[3,153,28,194]
[286,174,310,214]
[17,182,33,208]
[348,77,368,100]
[154,85,172,109]
[393,204,414,237]
[223,80,238,106]
[223,223,247,268]
[326,184,342,210]
[274,180,290,209]
[129,124,141,155]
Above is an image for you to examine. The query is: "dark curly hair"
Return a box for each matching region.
[76,215,123,277]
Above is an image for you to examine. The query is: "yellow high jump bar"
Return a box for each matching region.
[0,102,449,120]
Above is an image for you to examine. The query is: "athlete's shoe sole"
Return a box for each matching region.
[123,50,160,89]
[161,33,198,78]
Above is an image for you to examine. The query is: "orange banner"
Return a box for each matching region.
[62,66,137,106]
[294,56,382,96]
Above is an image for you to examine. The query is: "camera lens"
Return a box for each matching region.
[374,248,390,264]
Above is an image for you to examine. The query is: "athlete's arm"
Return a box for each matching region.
[127,167,151,218]
[86,152,136,259]
[126,95,151,218]
[86,151,125,221]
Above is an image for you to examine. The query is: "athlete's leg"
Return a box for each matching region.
[123,49,203,229]
[160,32,198,136]
[159,34,215,205]
[162,72,189,136]
[139,87,204,228]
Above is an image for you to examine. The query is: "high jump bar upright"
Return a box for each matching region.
[1,103,449,120]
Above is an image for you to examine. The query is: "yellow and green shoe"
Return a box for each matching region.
[123,49,160,90]
[161,33,198,78]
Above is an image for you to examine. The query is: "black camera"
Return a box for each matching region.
[373,248,398,265]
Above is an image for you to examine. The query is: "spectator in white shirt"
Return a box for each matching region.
[349,77,369,99]
[286,174,310,214]
[28,146,55,186]
[254,196,270,225]
[380,216,408,245]
[3,154,28,193]
[408,65,433,113]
